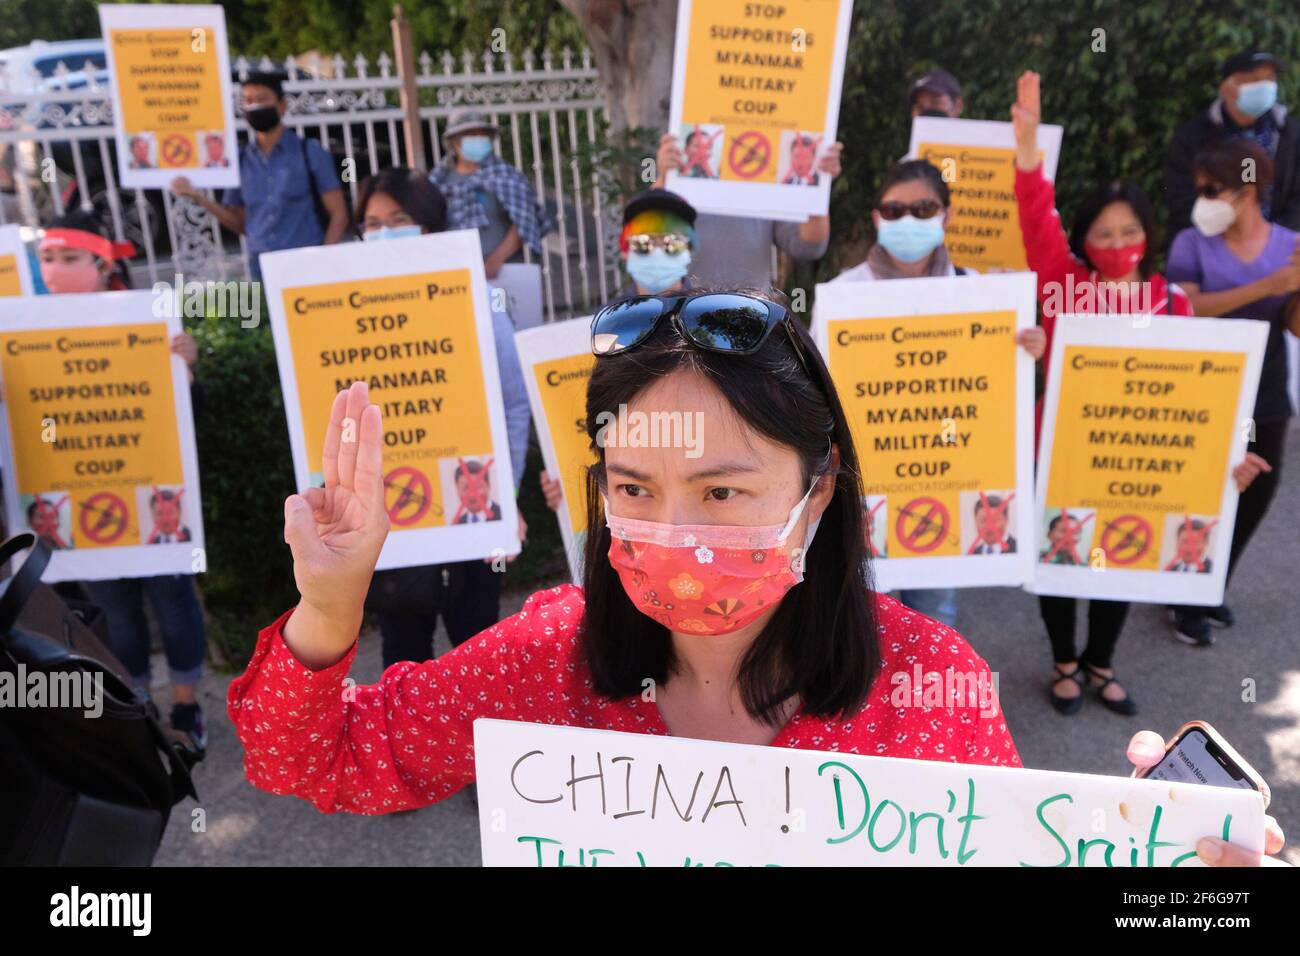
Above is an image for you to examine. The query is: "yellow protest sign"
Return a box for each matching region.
[1034,315,1269,604]
[0,257,24,297]
[516,318,596,582]
[908,117,1063,273]
[262,231,520,569]
[667,0,853,220]
[100,5,238,189]
[813,273,1037,589]
[0,292,204,581]
[0,225,35,296]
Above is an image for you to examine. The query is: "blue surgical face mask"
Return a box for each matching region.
[363,225,423,242]
[876,214,946,263]
[626,248,691,293]
[459,135,494,163]
[1235,80,1278,120]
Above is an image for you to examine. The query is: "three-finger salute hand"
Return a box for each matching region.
[285,381,390,624]
[1012,71,1041,170]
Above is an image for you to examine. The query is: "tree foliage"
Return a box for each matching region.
[825,0,1300,276]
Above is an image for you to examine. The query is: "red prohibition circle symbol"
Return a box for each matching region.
[1100,513,1153,566]
[895,496,950,554]
[728,130,772,179]
[384,466,433,527]
[79,492,129,544]
[162,133,193,165]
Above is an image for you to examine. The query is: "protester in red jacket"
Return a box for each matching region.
[1013,73,1193,428]
[1011,70,1192,722]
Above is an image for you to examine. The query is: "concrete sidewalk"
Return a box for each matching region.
[155,424,1300,866]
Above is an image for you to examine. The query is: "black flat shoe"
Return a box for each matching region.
[1172,608,1214,646]
[1049,663,1084,715]
[1080,661,1138,716]
[1204,603,1235,628]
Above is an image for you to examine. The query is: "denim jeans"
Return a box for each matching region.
[82,574,207,690]
[897,588,958,628]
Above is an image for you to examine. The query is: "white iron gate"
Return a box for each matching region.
[0,44,620,320]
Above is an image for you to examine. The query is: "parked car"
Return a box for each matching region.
[1,40,167,254]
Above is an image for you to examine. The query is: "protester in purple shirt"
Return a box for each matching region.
[1165,137,1300,646]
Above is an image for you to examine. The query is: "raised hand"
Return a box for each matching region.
[282,381,390,668]
[1011,70,1041,172]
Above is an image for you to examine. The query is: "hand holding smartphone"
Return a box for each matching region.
[1134,719,1270,808]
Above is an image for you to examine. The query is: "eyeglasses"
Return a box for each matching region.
[591,291,815,376]
[1196,183,1241,200]
[362,213,416,231]
[625,233,691,256]
[875,199,943,220]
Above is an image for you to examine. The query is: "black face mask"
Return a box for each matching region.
[245,105,281,133]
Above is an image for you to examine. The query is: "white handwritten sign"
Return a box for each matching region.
[474,719,1265,867]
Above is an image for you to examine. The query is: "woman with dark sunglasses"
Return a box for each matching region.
[222,287,1280,866]
[1163,138,1300,647]
[831,159,1047,630]
[1012,72,1267,715]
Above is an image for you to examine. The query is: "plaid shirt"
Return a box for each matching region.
[429,154,553,254]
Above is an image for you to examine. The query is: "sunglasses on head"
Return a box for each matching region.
[591,291,815,376]
[625,233,691,256]
[875,199,943,220]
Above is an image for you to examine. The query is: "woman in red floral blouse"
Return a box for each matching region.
[228,289,1281,866]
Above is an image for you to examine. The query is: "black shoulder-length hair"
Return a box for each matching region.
[352,166,448,237]
[1068,181,1160,279]
[579,288,881,725]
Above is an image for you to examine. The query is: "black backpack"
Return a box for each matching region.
[0,534,199,865]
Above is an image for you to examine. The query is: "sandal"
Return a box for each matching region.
[1080,660,1138,716]
[1049,662,1084,715]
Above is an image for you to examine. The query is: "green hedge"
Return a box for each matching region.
[824,0,1300,278]
[189,316,299,664]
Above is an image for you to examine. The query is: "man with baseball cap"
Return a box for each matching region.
[429,107,554,279]
[901,68,964,162]
[910,69,965,118]
[1164,49,1300,233]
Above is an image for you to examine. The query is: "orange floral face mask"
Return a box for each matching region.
[604,482,821,636]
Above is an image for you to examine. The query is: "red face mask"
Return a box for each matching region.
[603,483,821,636]
[1084,241,1145,280]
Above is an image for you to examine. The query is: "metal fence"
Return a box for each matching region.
[0,44,619,321]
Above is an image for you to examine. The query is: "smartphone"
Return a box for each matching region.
[1134,720,1270,808]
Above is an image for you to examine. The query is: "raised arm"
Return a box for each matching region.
[226,381,536,813]
[1011,71,1083,294]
